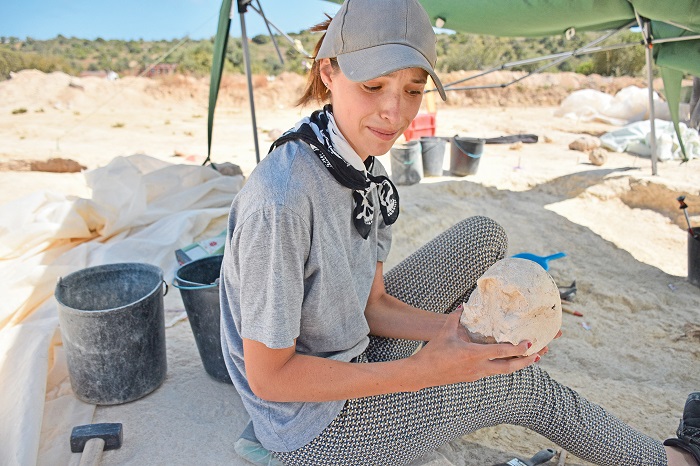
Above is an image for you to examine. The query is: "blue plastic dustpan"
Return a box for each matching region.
[511,252,566,271]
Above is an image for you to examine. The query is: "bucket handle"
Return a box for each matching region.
[162,280,169,296]
[171,278,218,290]
[391,153,416,165]
[453,138,483,159]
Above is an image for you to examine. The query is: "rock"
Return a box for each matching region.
[267,128,283,141]
[459,258,562,356]
[589,148,608,166]
[0,158,85,173]
[212,162,243,177]
[30,158,86,172]
[509,141,523,150]
[569,135,601,152]
[543,135,553,143]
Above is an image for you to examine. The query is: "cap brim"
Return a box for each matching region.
[336,43,447,101]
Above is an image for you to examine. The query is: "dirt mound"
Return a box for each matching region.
[0,69,651,114]
[0,70,307,113]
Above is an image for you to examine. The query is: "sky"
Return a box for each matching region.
[1,0,342,41]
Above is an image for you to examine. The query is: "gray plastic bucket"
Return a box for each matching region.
[174,255,232,384]
[450,136,485,176]
[390,140,423,185]
[55,263,168,405]
[689,230,700,287]
[420,137,446,177]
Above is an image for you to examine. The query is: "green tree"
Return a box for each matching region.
[590,31,645,77]
[251,34,270,45]
[576,61,595,75]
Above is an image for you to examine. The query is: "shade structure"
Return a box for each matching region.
[207,0,700,169]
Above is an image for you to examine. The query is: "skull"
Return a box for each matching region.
[459,258,562,356]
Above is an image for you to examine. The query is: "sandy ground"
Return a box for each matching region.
[2,70,700,465]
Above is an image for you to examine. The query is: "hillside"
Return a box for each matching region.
[1,30,647,80]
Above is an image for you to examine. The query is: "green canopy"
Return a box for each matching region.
[411,1,700,168]
[207,0,700,169]
[323,0,700,76]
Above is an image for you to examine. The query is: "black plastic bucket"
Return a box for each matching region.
[450,136,485,176]
[174,255,232,384]
[689,230,700,288]
[390,140,423,185]
[420,137,446,177]
[55,263,168,405]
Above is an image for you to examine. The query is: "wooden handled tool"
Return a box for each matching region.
[70,423,123,466]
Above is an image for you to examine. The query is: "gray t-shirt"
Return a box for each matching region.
[220,140,392,452]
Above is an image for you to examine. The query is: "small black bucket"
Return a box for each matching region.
[420,137,446,177]
[390,140,423,185]
[55,263,168,405]
[174,255,232,384]
[689,230,700,288]
[450,136,485,176]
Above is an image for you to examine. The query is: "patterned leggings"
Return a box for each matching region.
[275,216,667,466]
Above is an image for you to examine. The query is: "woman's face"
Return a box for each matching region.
[320,59,427,160]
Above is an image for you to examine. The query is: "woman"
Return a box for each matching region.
[219,0,700,464]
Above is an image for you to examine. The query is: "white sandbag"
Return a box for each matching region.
[554,89,617,123]
[555,86,670,126]
[600,86,651,124]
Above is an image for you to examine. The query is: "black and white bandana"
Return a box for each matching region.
[269,105,399,239]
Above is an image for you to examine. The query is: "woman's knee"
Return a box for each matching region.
[452,216,507,250]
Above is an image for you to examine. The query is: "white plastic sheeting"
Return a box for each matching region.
[554,86,672,126]
[600,119,700,161]
[0,155,243,465]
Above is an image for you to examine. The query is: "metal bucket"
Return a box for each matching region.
[390,140,423,185]
[174,255,232,384]
[420,137,446,177]
[55,263,168,405]
[450,136,485,176]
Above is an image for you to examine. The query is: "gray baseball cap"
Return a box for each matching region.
[316,0,447,101]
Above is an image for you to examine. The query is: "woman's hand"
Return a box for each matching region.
[409,311,539,389]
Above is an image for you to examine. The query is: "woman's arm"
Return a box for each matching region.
[364,261,447,341]
[243,312,537,403]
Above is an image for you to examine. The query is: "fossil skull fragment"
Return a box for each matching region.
[459,258,562,356]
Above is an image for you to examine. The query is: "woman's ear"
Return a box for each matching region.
[318,58,333,87]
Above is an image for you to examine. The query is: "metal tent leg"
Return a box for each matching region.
[238,0,261,164]
[643,21,658,175]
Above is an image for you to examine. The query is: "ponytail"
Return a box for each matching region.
[296,17,339,107]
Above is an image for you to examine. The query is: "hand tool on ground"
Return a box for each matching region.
[562,306,583,317]
[70,423,123,466]
[512,252,566,271]
[557,280,577,301]
[677,196,696,236]
[493,448,557,466]
[561,299,583,316]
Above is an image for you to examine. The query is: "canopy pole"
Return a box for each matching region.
[643,20,658,176]
[238,0,261,164]
[255,0,284,64]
